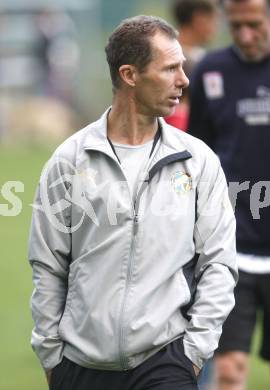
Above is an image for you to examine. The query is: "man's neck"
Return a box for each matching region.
[107,94,158,145]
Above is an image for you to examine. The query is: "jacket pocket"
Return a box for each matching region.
[180,254,199,321]
[58,265,76,328]
[177,337,198,382]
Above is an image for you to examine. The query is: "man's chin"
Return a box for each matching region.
[240,49,269,63]
[159,106,176,118]
[146,105,177,118]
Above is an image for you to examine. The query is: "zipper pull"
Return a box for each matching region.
[134,214,139,235]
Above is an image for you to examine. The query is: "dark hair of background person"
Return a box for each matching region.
[105,15,178,90]
[173,0,217,26]
[222,0,270,8]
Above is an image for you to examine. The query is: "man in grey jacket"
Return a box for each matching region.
[29,15,237,390]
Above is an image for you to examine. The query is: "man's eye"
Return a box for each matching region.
[231,22,261,31]
[231,23,241,31]
[248,22,261,29]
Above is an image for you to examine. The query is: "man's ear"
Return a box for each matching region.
[118,65,137,87]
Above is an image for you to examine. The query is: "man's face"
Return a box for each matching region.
[225,0,270,62]
[133,32,189,117]
[191,11,218,46]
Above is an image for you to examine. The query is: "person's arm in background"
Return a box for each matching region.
[183,143,238,370]
[29,153,72,384]
[188,63,217,149]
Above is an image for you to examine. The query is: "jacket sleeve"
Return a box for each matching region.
[188,64,217,149]
[183,147,238,369]
[29,153,72,371]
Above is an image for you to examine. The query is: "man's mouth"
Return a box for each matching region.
[168,96,180,104]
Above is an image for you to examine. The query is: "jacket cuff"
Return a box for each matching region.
[31,329,64,370]
[182,338,211,370]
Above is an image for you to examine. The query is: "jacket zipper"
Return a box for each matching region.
[118,208,138,370]
[84,147,140,369]
[98,152,139,370]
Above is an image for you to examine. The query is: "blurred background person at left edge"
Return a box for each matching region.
[165,0,218,132]
[0,6,80,145]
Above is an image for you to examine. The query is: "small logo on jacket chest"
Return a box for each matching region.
[203,71,224,99]
[171,172,192,194]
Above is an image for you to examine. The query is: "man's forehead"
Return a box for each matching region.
[225,0,269,16]
[151,33,185,60]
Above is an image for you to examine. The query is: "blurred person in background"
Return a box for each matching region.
[188,0,270,388]
[33,8,80,106]
[29,15,237,390]
[0,6,80,105]
[0,7,80,144]
[165,0,218,131]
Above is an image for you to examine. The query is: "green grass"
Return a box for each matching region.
[0,145,54,390]
[0,145,269,389]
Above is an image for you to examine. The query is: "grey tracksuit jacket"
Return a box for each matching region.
[29,108,237,372]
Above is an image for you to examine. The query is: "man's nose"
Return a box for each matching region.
[176,68,189,89]
[238,26,254,45]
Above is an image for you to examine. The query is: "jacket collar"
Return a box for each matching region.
[83,108,118,162]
